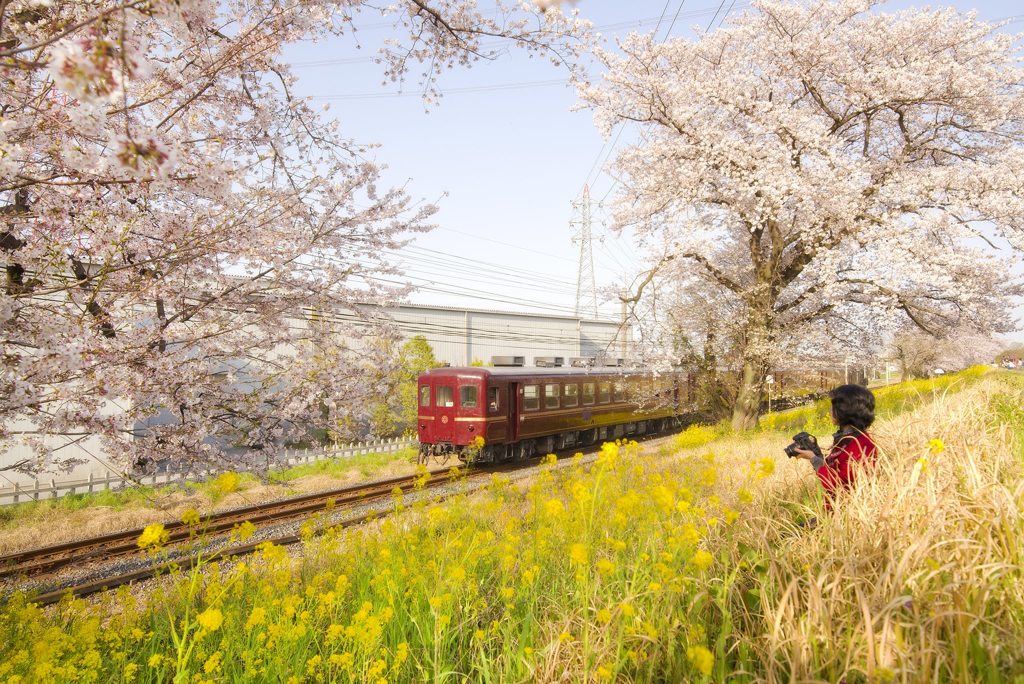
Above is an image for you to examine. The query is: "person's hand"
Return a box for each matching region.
[792,448,816,460]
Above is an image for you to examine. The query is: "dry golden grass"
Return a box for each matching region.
[680,377,1024,682]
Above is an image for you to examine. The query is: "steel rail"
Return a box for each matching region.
[0,468,454,580]
[10,429,677,606]
[23,463,525,607]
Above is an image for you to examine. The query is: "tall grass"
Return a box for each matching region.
[711,376,1024,681]
[0,372,1020,682]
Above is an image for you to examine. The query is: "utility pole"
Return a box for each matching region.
[571,184,598,320]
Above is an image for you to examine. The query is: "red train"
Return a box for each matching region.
[416,367,689,463]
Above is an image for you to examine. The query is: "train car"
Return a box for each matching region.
[416,367,689,463]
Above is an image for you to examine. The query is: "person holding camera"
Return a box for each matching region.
[788,384,878,512]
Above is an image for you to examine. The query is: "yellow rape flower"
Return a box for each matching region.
[235,520,257,542]
[928,438,945,454]
[691,549,714,571]
[196,608,224,633]
[246,607,266,629]
[543,498,564,517]
[596,608,612,624]
[203,651,222,674]
[137,523,169,551]
[394,642,409,667]
[687,645,714,676]
[569,543,588,566]
[181,508,201,526]
[755,456,775,478]
[330,653,354,669]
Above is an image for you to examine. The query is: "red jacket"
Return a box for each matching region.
[815,429,877,510]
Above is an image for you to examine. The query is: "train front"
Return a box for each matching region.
[416,367,489,463]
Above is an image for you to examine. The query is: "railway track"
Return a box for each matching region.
[5,431,675,607]
[0,468,459,582]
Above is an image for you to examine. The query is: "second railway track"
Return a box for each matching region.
[0,467,463,581]
[3,430,675,606]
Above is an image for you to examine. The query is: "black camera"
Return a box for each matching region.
[784,431,822,459]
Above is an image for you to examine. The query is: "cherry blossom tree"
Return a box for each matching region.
[890,326,1002,380]
[579,0,1024,429]
[0,0,587,474]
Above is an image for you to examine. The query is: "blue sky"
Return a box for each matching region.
[282,1,1023,334]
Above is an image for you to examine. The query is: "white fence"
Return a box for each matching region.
[0,437,416,506]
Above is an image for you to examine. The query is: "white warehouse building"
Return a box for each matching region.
[384,303,629,366]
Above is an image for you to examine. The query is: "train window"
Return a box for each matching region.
[419,385,430,408]
[544,384,560,409]
[613,382,626,402]
[563,383,578,407]
[582,382,595,405]
[598,382,611,404]
[436,386,454,408]
[460,386,478,408]
[524,385,539,411]
[487,387,500,413]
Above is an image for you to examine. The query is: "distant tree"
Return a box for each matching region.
[890,327,1001,380]
[891,330,944,381]
[369,336,444,438]
[0,0,587,474]
[579,0,1023,430]
[996,347,1024,364]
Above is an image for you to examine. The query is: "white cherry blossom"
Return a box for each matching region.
[578,0,1024,429]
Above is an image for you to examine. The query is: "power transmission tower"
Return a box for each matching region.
[571,184,598,320]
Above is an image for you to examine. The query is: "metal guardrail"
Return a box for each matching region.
[0,437,416,505]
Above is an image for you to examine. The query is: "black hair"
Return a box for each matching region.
[829,384,875,431]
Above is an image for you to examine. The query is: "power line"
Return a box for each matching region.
[290,14,688,70]
[663,0,688,39]
[309,78,567,101]
[587,0,742,213]
[704,0,730,31]
[431,227,579,263]
[305,236,605,315]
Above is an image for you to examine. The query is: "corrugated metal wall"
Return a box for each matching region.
[386,304,627,366]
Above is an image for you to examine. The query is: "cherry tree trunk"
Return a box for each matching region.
[731,302,772,431]
[731,355,766,431]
